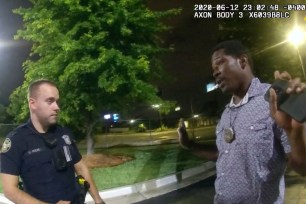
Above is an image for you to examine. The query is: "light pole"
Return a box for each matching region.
[254,26,306,80]
[287,26,306,79]
[152,104,162,130]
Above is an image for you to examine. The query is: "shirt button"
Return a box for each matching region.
[225,150,229,154]
[250,126,254,130]
[221,173,225,176]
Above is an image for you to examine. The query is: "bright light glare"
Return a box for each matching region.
[206,82,218,92]
[0,40,12,48]
[104,114,111,120]
[152,104,161,109]
[288,27,305,46]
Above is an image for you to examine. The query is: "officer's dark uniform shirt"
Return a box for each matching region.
[0,120,82,203]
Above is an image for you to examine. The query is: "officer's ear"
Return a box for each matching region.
[29,98,36,109]
[238,55,248,69]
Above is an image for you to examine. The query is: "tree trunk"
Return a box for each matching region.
[86,123,95,155]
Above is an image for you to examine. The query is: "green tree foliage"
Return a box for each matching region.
[216,0,305,82]
[0,104,7,123]
[8,0,180,154]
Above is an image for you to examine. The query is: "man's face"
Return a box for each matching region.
[211,49,243,94]
[29,84,60,126]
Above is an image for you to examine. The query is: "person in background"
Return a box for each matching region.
[0,79,105,204]
[178,40,306,204]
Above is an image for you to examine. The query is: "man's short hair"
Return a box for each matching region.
[212,40,254,70]
[28,79,57,100]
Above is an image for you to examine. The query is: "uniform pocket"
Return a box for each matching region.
[22,151,54,184]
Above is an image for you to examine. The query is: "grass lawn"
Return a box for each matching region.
[86,143,210,190]
[0,141,215,192]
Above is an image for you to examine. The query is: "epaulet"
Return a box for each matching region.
[16,123,28,130]
[57,125,71,133]
[6,123,28,138]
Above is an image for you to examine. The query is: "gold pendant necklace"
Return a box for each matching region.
[224,127,235,143]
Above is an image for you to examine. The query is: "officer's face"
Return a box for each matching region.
[30,84,60,126]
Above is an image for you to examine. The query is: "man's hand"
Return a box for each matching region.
[269,71,306,130]
[270,71,306,175]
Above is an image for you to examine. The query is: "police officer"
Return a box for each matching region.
[0,80,105,204]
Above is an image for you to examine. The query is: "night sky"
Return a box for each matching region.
[0,0,31,104]
[1,0,305,117]
[0,0,220,115]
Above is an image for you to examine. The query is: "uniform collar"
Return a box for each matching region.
[26,119,57,134]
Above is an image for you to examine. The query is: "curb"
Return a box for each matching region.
[0,162,216,204]
[86,161,216,204]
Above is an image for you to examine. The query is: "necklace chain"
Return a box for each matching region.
[229,107,241,128]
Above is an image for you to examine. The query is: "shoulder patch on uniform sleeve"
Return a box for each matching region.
[62,135,72,145]
[1,138,12,153]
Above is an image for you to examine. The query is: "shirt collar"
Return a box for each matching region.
[229,93,249,108]
[247,77,265,98]
[228,77,262,108]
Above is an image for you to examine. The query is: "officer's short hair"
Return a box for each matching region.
[28,79,57,100]
[212,40,254,71]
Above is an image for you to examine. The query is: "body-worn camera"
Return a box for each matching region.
[53,148,68,171]
[264,79,306,123]
[42,134,68,171]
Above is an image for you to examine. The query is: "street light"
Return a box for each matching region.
[288,27,305,47]
[255,26,306,79]
[152,104,161,109]
[287,26,306,79]
[152,104,163,130]
[0,40,16,48]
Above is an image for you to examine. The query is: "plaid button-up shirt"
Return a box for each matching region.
[214,78,291,204]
